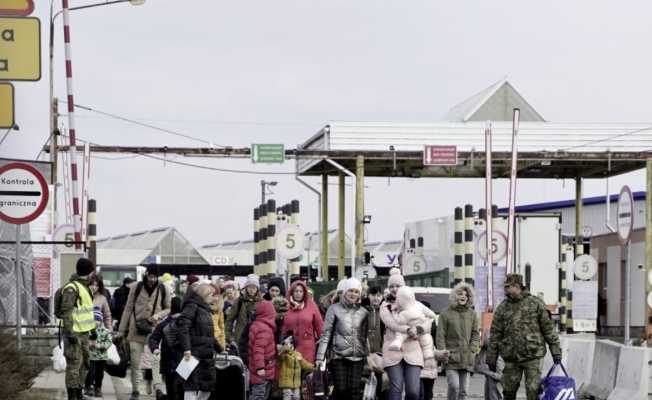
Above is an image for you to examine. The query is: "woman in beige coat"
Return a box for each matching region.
[118,268,171,400]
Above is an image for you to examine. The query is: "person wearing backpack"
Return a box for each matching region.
[149,297,184,400]
[225,274,262,353]
[56,257,97,400]
[117,266,171,400]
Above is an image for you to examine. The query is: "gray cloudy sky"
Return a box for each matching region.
[4,0,652,246]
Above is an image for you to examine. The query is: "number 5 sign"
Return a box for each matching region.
[276,225,304,259]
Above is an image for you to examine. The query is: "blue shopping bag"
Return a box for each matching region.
[539,363,576,400]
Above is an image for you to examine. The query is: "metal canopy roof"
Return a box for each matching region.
[296,121,652,179]
[443,79,545,122]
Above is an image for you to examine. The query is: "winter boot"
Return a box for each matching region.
[155,389,167,400]
[67,388,76,400]
[75,388,90,400]
[83,386,93,396]
[129,391,140,400]
[94,387,103,398]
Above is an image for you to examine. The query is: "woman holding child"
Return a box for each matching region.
[380,268,434,400]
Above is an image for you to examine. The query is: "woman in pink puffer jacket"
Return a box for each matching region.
[380,268,434,400]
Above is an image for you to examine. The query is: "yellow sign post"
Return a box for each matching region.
[0,83,14,128]
[0,1,35,16]
[0,16,40,81]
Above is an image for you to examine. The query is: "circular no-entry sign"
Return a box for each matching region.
[0,162,49,224]
[617,185,634,245]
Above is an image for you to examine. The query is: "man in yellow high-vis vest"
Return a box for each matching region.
[61,258,97,400]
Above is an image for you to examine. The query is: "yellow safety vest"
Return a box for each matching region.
[65,281,95,333]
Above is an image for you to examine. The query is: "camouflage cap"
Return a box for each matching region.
[504,273,524,288]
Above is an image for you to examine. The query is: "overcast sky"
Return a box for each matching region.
[4,1,652,246]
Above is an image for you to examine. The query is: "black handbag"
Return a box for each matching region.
[134,285,160,336]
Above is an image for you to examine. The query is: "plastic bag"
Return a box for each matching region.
[539,363,576,400]
[363,372,377,400]
[107,343,120,366]
[52,344,66,373]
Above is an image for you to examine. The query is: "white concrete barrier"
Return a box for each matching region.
[607,345,649,400]
[581,340,622,399]
[564,337,596,391]
[541,336,570,377]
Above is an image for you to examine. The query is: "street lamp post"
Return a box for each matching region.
[48,0,145,232]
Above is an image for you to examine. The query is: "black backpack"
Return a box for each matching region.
[54,282,80,320]
[162,319,179,349]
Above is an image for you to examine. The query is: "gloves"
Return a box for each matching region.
[66,334,78,345]
[416,326,425,335]
[553,354,562,364]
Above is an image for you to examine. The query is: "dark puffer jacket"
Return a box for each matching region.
[177,292,220,392]
[316,296,369,362]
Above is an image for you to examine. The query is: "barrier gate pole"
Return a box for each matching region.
[15,224,21,350]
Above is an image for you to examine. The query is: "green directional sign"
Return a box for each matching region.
[251,143,285,164]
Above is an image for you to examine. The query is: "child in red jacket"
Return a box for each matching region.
[249,300,278,400]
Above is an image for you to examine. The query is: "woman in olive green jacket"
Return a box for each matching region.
[436,283,480,400]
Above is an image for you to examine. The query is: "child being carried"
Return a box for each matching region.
[388,286,436,362]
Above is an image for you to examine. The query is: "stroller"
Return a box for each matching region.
[212,342,248,400]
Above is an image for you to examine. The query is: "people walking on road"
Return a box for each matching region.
[222,280,239,315]
[487,274,561,400]
[249,300,278,400]
[474,331,504,400]
[89,274,113,330]
[148,297,184,400]
[58,257,97,400]
[277,331,314,400]
[281,280,323,364]
[111,277,135,331]
[380,268,427,400]
[84,308,113,398]
[417,301,440,400]
[209,283,226,350]
[225,274,262,353]
[316,277,369,400]
[264,276,289,340]
[117,266,171,400]
[364,286,385,400]
[177,283,222,400]
[436,282,480,400]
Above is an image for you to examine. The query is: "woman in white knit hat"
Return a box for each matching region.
[224,273,261,354]
[380,268,430,400]
[316,277,369,400]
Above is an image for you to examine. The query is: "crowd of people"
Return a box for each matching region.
[58,258,561,400]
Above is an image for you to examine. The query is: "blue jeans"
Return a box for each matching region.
[385,361,422,400]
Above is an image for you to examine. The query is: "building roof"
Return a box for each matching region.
[296,81,651,179]
[97,227,208,266]
[444,79,545,122]
[498,191,646,213]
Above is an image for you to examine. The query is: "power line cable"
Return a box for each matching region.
[58,100,229,148]
[69,113,322,128]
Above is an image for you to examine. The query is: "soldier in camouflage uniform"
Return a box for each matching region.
[60,258,98,400]
[486,274,561,400]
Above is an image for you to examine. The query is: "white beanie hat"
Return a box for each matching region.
[245,274,260,289]
[387,267,406,287]
[343,277,362,294]
[336,279,347,293]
